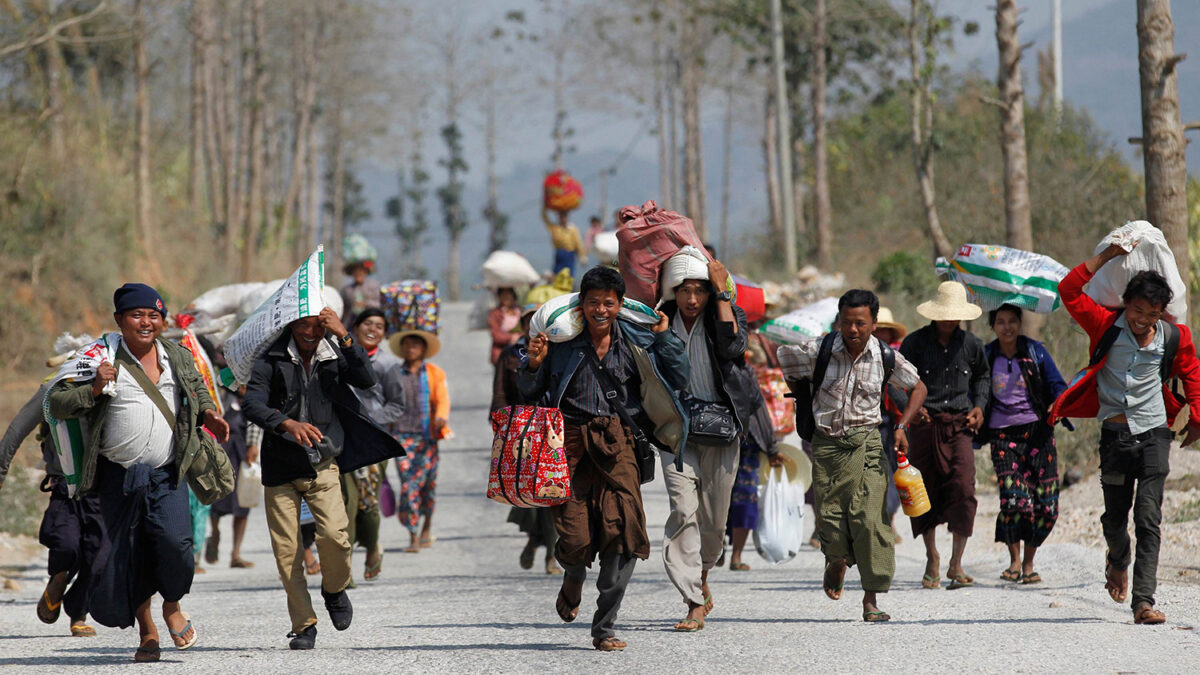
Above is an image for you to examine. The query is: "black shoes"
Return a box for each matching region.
[321,587,353,631]
[288,625,317,650]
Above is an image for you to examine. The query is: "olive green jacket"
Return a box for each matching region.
[47,337,218,496]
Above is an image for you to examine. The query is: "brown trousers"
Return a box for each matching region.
[907,413,977,538]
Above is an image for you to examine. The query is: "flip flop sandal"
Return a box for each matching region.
[674,617,704,632]
[204,534,220,565]
[555,587,580,623]
[593,637,627,651]
[730,562,751,571]
[921,574,941,589]
[1020,572,1042,585]
[519,543,536,570]
[37,590,62,624]
[134,639,161,663]
[544,558,562,575]
[824,562,847,600]
[168,613,198,650]
[1000,569,1022,582]
[704,595,714,613]
[404,545,421,553]
[1134,604,1166,625]
[863,611,891,622]
[364,553,384,581]
[419,536,435,549]
[1104,561,1128,603]
[230,557,255,569]
[70,623,97,637]
[947,574,975,590]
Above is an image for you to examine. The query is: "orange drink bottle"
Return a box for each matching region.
[893,451,931,517]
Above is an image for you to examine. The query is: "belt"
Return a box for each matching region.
[1101,422,1172,442]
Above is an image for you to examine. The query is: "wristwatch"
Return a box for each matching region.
[715,290,733,302]
[338,333,354,348]
[894,423,908,432]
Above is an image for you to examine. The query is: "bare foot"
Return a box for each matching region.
[824,559,847,601]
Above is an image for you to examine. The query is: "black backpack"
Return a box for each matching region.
[787,334,895,442]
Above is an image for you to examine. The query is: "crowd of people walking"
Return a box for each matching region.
[1,211,1199,659]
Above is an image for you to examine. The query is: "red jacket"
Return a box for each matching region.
[1049,263,1200,427]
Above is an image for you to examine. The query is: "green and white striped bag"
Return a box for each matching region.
[530,292,660,343]
[43,333,118,496]
[936,244,1069,314]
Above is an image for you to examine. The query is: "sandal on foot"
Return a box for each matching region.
[419,536,435,549]
[1000,568,1022,582]
[730,562,751,571]
[519,542,536,570]
[704,595,714,614]
[134,639,161,662]
[1134,603,1166,625]
[863,611,891,622]
[555,587,581,623]
[168,613,198,650]
[1020,572,1042,585]
[70,623,97,637]
[674,617,705,632]
[824,561,847,600]
[593,636,627,651]
[230,557,255,569]
[544,558,562,575]
[36,589,63,624]
[921,574,941,589]
[204,533,220,565]
[1105,560,1128,603]
[364,552,383,581]
[947,574,975,590]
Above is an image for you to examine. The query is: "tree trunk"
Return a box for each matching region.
[763,93,783,247]
[64,18,105,145]
[238,0,266,282]
[38,2,68,161]
[908,0,954,261]
[680,14,706,236]
[132,0,161,282]
[996,0,1041,335]
[666,54,680,210]
[484,84,503,253]
[1136,0,1190,320]
[654,7,670,208]
[812,0,832,269]
[188,0,206,211]
[201,0,227,253]
[551,42,566,170]
[329,108,347,277]
[792,134,808,258]
[279,12,319,251]
[220,1,239,250]
[719,77,734,258]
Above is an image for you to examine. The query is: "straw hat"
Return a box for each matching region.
[875,307,907,340]
[388,329,441,359]
[758,442,812,493]
[917,281,982,322]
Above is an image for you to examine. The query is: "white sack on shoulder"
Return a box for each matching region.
[529,292,660,343]
[1087,220,1187,319]
[659,245,711,302]
[593,231,619,265]
[482,250,542,288]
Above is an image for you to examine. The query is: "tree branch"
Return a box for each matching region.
[1184,122,1200,133]
[1164,53,1187,75]
[978,94,1006,109]
[1128,137,1143,145]
[0,1,107,59]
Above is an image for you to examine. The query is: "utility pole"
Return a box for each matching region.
[769,0,797,274]
[1052,0,1063,121]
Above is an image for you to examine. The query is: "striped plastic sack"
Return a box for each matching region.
[43,333,119,496]
[758,298,840,345]
[935,244,1069,314]
[528,292,660,343]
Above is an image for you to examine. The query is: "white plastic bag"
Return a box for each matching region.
[935,244,1069,314]
[482,250,541,288]
[236,461,262,509]
[593,231,619,265]
[753,466,805,565]
[528,292,660,343]
[1087,220,1187,319]
[659,246,711,302]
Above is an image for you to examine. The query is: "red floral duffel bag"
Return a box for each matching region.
[487,405,571,508]
[757,366,796,436]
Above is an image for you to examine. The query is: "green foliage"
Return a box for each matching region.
[872,251,935,297]
[324,165,371,231]
[0,463,45,537]
[483,198,510,254]
[437,122,469,239]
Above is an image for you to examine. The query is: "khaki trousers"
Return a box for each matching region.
[661,439,740,607]
[265,460,352,634]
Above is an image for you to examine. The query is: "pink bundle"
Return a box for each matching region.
[616,200,706,305]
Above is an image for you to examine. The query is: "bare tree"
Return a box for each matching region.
[680,8,707,235]
[763,92,783,247]
[812,0,832,268]
[719,65,735,257]
[1136,0,1189,317]
[277,6,321,254]
[238,0,266,281]
[132,0,161,282]
[908,0,954,261]
[188,0,207,210]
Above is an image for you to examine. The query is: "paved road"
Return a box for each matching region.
[2,302,1199,673]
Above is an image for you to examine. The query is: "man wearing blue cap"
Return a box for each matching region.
[47,282,230,662]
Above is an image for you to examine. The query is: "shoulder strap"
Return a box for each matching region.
[588,348,648,444]
[1160,320,1180,383]
[1089,308,1125,367]
[113,345,177,429]
[878,337,895,388]
[810,332,837,395]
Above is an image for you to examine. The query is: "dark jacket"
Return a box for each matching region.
[983,336,1068,428]
[47,338,218,496]
[243,332,404,487]
[660,299,760,442]
[517,318,690,462]
[491,337,527,413]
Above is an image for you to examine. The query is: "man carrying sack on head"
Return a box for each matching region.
[899,281,990,591]
[47,283,231,662]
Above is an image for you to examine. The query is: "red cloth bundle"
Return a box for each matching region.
[732,275,766,323]
[616,200,706,305]
[543,170,583,213]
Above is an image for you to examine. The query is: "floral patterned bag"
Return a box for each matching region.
[757,365,796,436]
[487,405,571,508]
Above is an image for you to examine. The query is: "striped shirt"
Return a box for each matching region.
[674,312,720,402]
[560,323,641,426]
[778,334,920,438]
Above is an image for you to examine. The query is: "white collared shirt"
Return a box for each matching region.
[99,338,178,469]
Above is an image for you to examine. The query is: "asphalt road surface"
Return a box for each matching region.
[1,302,1198,673]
